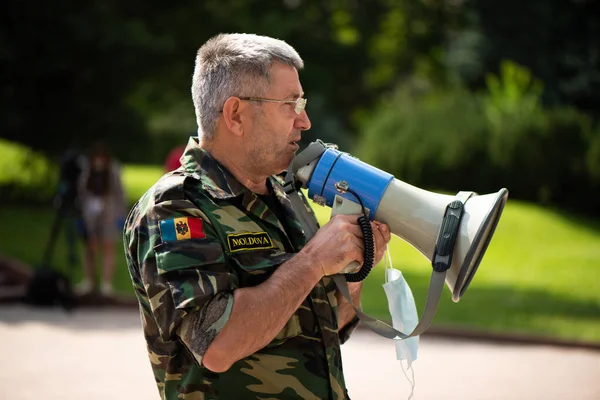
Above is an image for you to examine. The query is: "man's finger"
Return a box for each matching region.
[378,223,391,243]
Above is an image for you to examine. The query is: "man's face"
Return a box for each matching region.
[244,62,311,176]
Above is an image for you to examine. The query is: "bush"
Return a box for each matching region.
[355,64,600,216]
[492,107,595,208]
[586,128,600,181]
[0,140,58,206]
[356,84,491,192]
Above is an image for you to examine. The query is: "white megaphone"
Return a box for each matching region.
[285,141,508,304]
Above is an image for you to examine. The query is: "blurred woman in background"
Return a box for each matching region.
[76,143,126,296]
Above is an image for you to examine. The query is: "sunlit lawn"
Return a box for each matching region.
[1,140,599,343]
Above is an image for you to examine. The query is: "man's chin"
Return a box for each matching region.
[276,154,295,175]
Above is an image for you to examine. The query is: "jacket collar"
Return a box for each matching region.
[180,136,283,200]
[181,136,308,249]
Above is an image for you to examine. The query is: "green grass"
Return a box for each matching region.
[310,201,600,343]
[1,139,599,343]
[0,171,164,295]
[121,164,165,205]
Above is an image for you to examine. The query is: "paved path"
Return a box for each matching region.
[1,305,599,400]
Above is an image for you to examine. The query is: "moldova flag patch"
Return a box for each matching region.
[159,217,205,242]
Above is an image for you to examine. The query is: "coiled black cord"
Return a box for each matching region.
[342,188,375,282]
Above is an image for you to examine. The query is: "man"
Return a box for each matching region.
[124,33,391,400]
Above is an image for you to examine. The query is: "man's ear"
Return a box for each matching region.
[222,97,245,137]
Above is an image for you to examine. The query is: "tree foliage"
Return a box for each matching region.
[1,0,598,215]
[459,0,600,117]
[1,0,467,160]
[356,67,600,216]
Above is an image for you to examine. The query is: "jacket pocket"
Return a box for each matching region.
[154,239,230,310]
[228,248,293,285]
[154,238,226,275]
[267,314,303,348]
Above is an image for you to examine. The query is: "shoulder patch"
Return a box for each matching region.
[160,217,205,241]
[227,232,275,252]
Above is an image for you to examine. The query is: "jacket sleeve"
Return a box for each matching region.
[133,197,234,366]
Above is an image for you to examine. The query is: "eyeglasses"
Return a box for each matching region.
[239,96,307,115]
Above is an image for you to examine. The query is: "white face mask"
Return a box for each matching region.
[382,250,418,399]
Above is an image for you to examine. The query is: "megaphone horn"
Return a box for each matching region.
[378,179,508,302]
[295,142,508,303]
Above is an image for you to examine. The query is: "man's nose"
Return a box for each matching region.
[295,110,311,131]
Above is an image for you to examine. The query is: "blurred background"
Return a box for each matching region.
[1,0,599,347]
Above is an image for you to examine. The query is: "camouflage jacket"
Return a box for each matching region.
[123,137,357,399]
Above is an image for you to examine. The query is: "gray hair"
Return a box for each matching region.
[192,33,304,141]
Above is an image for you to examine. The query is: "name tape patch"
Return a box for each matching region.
[227,232,274,252]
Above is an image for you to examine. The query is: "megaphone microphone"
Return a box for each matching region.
[284,140,508,339]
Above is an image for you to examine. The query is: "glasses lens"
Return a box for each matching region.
[295,98,307,114]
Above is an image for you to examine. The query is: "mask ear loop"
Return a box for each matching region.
[384,248,393,284]
[400,359,416,400]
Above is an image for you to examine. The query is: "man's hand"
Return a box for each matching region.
[334,219,391,332]
[300,214,392,277]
